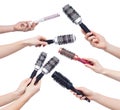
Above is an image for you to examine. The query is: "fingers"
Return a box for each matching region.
[36,41,48,47]
[31,22,38,29]
[22,21,33,31]
[84,31,99,44]
[20,78,31,86]
[29,77,41,87]
[24,78,32,86]
[30,77,36,85]
[36,36,48,47]
[16,21,38,32]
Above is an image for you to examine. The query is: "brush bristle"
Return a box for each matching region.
[52,71,72,89]
[63,4,81,23]
[59,48,75,59]
[43,56,59,73]
[35,52,47,67]
[56,34,76,45]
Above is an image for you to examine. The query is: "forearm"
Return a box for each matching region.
[0,40,28,58]
[0,25,15,33]
[1,93,32,110]
[104,43,120,59]
[0,91,20,106]
[92,92,120,110]
[101,68,120,81]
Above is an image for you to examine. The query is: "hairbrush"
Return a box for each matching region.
[52,71,90,102]
[59,48,93,65]
[30,52,47,79]
[63,4,92,33]
[45,34,76,44]
[34,56,59,85]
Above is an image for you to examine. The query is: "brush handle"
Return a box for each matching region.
[77,58,93,65]
[45,40,54,44]
[30,70,37,79]
[34,73,44,85]
[76,89,90,102]
[72,87,90,102]
[79,22,91,33]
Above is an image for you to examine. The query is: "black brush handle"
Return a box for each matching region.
[76,89,90,102]
[45,40,54,44]
[30,70,37,79]
[34,73,44,85]
[72,87,90,102]
[79,22,91,33]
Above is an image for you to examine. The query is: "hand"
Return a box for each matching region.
[13,21,38,32]
[82,30,108,50]
[72,87,94,100]
[25,77,41,97]
[84,58,105,73]
[23,36,48,47]
[15,78,31,97]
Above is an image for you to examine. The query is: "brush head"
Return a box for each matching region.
[55,34,76,45]
[52,71,91,102]
[63,4,82,24]
[35,52,47,70]
[59,48,75,59]
[52,71,73,90]
[42,56,59,74]
[34,13,60,23]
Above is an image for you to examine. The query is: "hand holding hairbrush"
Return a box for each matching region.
[63,4,92,34]
[52,71,90,102]
[59,48,93,65]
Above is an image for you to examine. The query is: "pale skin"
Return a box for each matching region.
[0,78,31,107]
[79,31,120,109]
[0,77,41,110]
[0,36,48,58]
[82,31,120,81]
[0,21,38,33]
[73,87,120,110]
[0,21,48,58]
[83,31,120,59]
[84,58,120,81]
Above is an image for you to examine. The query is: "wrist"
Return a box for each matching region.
[20,39,30,47]
[103,42,112,52]
[91,92,100,101]
[8,25,15,32]
[100,68,109,75]
[12,91,22,99]
[24,92,34,98]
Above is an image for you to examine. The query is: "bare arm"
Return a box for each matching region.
[74,87,120,110]
[93,92,120,110]
[0,92,19,107]
[84,58,120,81]
[0,78,31,106]
[0,78,41,110]
[104,43,120,59]
[83,31,120,59]
[0,25,14,33]
[0,36,47,59]
[0,21,37,33]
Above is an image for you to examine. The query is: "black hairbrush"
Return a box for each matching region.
[63,4,91,33]
[52,71,90,102]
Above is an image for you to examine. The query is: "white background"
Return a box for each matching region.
[0,0,120,110]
